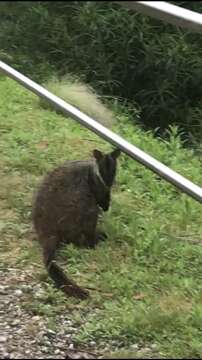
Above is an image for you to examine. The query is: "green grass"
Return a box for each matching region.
[0,77,202,359]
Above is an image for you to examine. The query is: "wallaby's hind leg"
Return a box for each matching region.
[41,235,89,300]
[42,236,56,268]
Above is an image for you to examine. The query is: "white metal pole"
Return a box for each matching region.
[0,61,201,203]
[115,1,202,33]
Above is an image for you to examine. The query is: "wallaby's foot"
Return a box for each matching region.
[61,283,89,300]
[96,231,108,242]
[86,231,108,249]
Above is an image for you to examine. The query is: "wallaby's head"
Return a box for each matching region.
[93,148,121,187]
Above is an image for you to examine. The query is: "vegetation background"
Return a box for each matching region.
[0,1,202,143]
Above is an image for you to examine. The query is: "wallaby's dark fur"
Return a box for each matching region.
[32,148,120,300]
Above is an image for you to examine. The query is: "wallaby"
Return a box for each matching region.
[32,148,120,300]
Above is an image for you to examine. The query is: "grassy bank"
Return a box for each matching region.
[0,77,202,358]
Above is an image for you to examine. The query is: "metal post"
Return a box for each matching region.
[115,1,202,33]
[0,61,201,203]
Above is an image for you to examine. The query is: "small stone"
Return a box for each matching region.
[14,289,23,296]
[58,329,65,336]
[2,353,10,359]
[39,321,45,327]
[54,349,61,355]
[47,329,56,335]
[44,340,51,346]
[69,343,74,350]
[67,327,76,333]
[41,346,49,353]
[21,285,32,293]
[0,285,8,294]
[11,319,20,326]
[150,343,158,350]
[4,300,11,305]
[16,308,22,315]
[89,341,96,347]
[30,340,36,344]
[0,336,7,343]
[131,344,139,350]
[35,290,45,299]
[66,320,73,325]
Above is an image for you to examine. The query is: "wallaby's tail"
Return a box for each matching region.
[42,241,89,300]
[47,260,89,300]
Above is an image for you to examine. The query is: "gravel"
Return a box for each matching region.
[0,268,100,359]
[0,267,160,359]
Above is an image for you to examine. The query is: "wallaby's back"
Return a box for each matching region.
[33,160,98,247]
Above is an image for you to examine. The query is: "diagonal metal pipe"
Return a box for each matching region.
[0,61,201,203]
[115,1,202,33]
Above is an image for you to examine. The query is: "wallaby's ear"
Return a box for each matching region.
[111,148,121,159]
[93,149,103,161]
